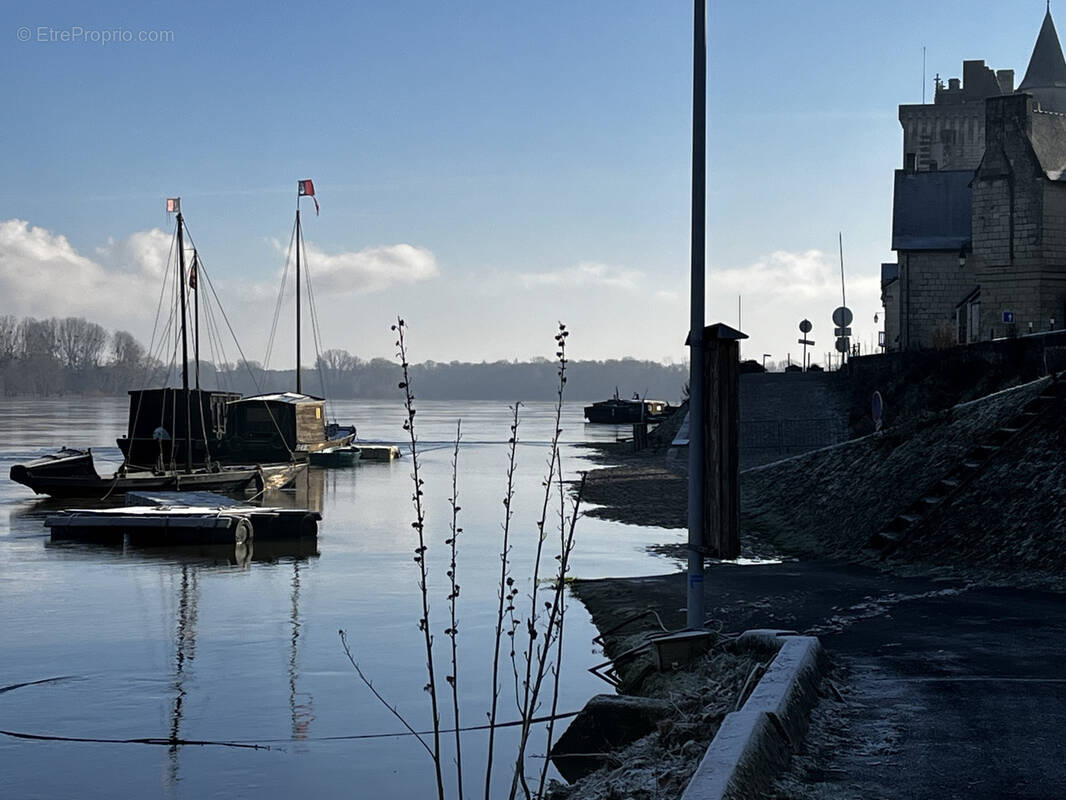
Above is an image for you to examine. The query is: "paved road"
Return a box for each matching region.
[580,561,1066,798]
[782,581,1066,799]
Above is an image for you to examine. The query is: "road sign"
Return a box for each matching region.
[832,306,853,327]
[834,326,852,337]
[835,337,850,353]
[1002,310,1014,323]
[798,338,815,346]
[799,319,812,334]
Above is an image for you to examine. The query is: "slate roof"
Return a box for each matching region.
[891,170,972,251]
[1019,9,1066,112]
[1020,10,1066,91]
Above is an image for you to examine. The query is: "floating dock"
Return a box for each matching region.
[44,490,320,546]
[356,444,401,461]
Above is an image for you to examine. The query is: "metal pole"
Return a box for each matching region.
[296,208,302,394]
[686,0,707,631]
[193,250,200,392]
[176,213,192,473]
[839,232,847,367]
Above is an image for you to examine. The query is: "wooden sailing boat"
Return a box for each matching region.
[9,199,303,498]
[220,180,356,464]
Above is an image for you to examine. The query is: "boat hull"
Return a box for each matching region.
[9,449,303,499]
[583,400,677,425]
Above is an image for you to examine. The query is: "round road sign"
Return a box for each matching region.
[832,306,853,327]
[799,319,812,333]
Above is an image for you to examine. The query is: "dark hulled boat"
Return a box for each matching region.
[9,448,299,499]
[583,389,677,424]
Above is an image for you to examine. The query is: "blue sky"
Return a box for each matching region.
[0,1,1055,366]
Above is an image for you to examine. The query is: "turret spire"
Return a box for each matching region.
[1020,5,1066,91]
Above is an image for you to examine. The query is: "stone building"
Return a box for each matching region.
[884,8,1066,350]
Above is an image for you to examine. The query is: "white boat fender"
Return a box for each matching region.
[232,516,253,545]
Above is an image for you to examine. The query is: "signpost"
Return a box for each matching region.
[832,306,852,366]
[798,319,814,371]
[872,390,884,432]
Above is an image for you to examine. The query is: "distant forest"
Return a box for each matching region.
[0,315,688,402]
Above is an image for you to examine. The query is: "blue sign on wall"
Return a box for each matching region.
[1002,311,1015,323]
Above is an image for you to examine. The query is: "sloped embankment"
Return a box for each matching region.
[893,391,1066,572]
[741,377,1051,562]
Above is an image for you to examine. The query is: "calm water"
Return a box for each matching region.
[0,398,684,799]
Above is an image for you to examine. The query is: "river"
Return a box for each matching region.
[0,397,684,799]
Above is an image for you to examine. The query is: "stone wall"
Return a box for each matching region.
[738,373,850,469]
[897,250,977,349]
[974,94,1066,337]
[899,102,988,172]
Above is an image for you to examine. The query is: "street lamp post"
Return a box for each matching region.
[686,0,707,631]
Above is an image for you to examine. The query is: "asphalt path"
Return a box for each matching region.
[577,561,1066,798]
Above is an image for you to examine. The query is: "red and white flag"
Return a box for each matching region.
[298,179,319,215]
[166,197,181,214]
[188,261,197,290]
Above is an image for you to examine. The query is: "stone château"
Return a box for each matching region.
[883,7,1066,350]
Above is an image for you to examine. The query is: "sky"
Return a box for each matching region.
[0,1,1057,369]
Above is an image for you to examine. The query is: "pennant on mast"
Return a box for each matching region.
[166,197,181,214]
[297,179,320,215]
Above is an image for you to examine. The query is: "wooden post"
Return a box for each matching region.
[702,323,745,559]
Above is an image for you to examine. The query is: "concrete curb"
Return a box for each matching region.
[680,630,826,800]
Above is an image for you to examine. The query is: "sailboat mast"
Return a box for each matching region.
[296,208,302,394]
[176,213,193,473]
[193,250,200,392]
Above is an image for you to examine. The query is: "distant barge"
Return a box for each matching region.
[583,390,677,425]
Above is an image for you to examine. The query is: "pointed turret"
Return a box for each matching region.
[1020,7,1066,110]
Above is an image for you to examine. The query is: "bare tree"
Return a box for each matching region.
[19,317,59,360]
[0,315,20,363]
[57,317,108,370]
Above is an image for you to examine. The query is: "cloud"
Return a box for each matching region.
[0,219,168,327]
[282,241,439,295]
[519,261,645,292]
[705,249,883,365]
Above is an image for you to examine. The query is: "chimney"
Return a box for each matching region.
[997,69,1015,93]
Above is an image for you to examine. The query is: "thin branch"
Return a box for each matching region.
[447,419,465,800]
[510,323,570,800]
[393,317,445,800]
[485,403,521,800]
[537,471,585,798]
[338,629,433,759]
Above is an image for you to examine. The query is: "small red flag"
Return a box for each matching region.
[298,179,320,215]
[166,197,181,214]
[188,261,197,290]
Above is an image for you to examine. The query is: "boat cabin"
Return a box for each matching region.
[218,392,329,463]
[117,388,241,469]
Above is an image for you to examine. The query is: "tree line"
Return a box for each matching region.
[0,316,687,402]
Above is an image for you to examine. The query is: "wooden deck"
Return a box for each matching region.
[45,490,320,546]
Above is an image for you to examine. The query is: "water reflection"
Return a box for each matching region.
[289,562,314,744]
[166,564,199,790]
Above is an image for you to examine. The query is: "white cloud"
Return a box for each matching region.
[0,219,168,328]
[706,249,883,365]
[276,241,439,296]
[519,261,644,292]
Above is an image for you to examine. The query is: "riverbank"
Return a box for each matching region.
[562,376,1066,796]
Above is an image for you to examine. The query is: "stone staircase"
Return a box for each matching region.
[867,375,1066,556]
